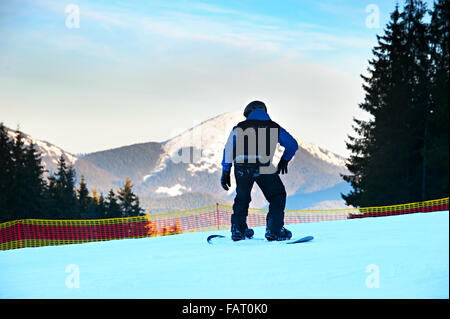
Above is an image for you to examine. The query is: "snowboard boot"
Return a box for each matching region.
[265,226,292,241]
[231,224,254,241]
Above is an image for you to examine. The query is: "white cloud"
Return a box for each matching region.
[23,0,372,57]
[140,19,280,52]
[1,0,373,156]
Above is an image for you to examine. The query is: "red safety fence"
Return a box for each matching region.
[0,197,448,250]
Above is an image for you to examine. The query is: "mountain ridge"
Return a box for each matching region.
[3,112,350,211]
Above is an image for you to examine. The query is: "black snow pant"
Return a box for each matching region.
[231,165,287,233]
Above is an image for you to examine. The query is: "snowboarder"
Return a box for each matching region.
[220,101,298,241]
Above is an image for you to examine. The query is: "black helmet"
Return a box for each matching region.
[243,101,267,118]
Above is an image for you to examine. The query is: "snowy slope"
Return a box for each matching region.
[0,211,448,299]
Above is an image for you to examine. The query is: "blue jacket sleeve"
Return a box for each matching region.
[278,127,298,162]
[221,126,236,172]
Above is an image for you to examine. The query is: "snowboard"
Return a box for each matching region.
[207,234,314,245]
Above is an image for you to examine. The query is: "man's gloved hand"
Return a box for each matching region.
[221,170,231,191]
[277,157,289,174]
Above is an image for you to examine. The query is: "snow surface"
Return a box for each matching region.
[0,211,448,299]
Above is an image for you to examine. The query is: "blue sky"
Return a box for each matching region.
[0,0,435,156]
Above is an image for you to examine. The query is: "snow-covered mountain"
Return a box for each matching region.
[136,111,349,209]
[5,127,78,174]
[3,112,350,212]
[4,127,120,192]
[158,111,347,176]
[141,112,243,181]
[143,111,347,178]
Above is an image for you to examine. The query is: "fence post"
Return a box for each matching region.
[17,220,22,249]
[216,203,220,231]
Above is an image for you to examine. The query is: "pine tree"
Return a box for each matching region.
[342,1,441,206]
[0,127,48,221]
[426,0,449,199]
[0,124,13,222]
[343,5,408,206]
[401,0,432,201]
[105,189,121,218]
[98,194,107,218]
[10,130,27,219]
[86,188,102,219]
[132,197,144,216]
[117,178,142,217]
[77,175,90,218]
[92,188,100,204]
[21,142,47,219]
[45,174,58,219]
[48,155,78,218]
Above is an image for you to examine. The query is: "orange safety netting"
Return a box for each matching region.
[0,197,448,250]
